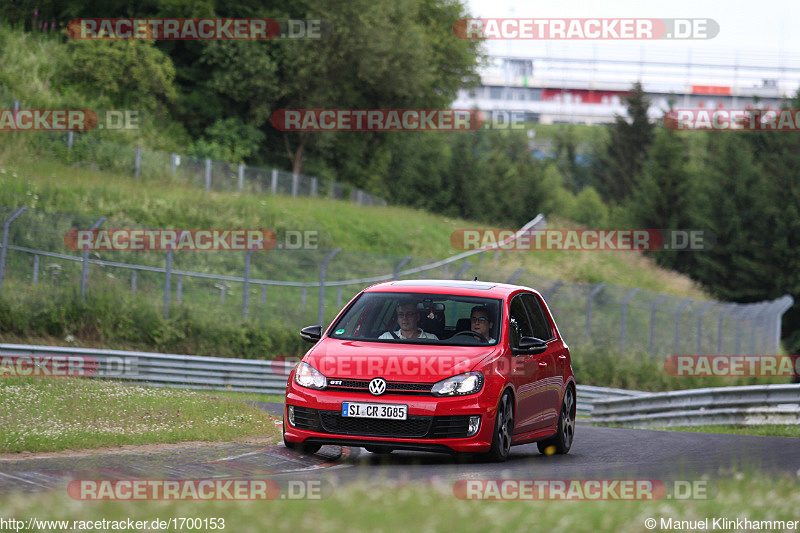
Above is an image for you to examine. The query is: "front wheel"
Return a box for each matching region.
[537,385,575,455]
[284,437,322,455]
[481,391,514,462]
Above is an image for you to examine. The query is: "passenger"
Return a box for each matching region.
[470,305,495,343]
[380,300,439,340]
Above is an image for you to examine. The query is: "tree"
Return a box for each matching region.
[591,82,654,204]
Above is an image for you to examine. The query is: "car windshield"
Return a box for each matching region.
[328,292,503,345]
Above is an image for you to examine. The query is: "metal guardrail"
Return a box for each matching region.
[2,343,798,427]
[591,384,800,427]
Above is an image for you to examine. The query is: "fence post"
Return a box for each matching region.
[131,270,137,294]
[318,248,341,326]
[506,268,525,284]
[32,254,39,284]
[585,283,606,339]
[454,260,471,280]
[170,153,177,176]
[301,287,307,311]
[336,286,343,308]
[205,159,212,191]
[696,301,715,355]
[271,169,278,194]
[545,280,563,300]
[68,131,74,150]
[134,147,142,178]
[0,207,27,292]
[619,288,641,353]
[260,286,267,305]
[176,275,182,303]
[673,298,693,355]
[238,164,245,192]
[311,177,318,197]
[649,294,669,356]
[717,303,737,355]
[242,249,255,318]
[393,255,411,280]
[164,247,173,318]
[770,296,794,354]
[291,174,299,197]
[81,216,106,302]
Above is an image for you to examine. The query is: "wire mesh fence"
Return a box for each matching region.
[0,207,792,358]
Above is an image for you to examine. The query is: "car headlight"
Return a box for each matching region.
[431,371,484,396]
[293,362,327,390]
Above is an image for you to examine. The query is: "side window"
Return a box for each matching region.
[521,293,553,341]
[508,295,535,348]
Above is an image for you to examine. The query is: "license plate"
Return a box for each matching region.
[341,402,408,420]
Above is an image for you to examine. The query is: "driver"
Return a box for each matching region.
[470,305,495,343]
[379,300,439,340]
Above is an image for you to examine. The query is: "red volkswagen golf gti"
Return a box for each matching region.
[283,279,575,461]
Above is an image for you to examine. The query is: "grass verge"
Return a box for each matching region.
[653,425,800,438]
[0,377,281,453]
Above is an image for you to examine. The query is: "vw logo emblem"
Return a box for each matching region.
[368,378,387,396]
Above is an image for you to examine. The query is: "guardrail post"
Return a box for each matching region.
[271,169,278,194]
[238,164,245,192]
[673,298,693,355]
[134,147,142,178]
[32,254,39,284]
[81,216,106,302]
[0,207,27,292]
[243,249,255,318]
[619,288,641,353]
[318,248,341,326]
[696,301,715,355]
[585,283,606,339]
[506,268,525,284]
[393,255,411,280]
[205,159,212,191]
[649,294,669,356]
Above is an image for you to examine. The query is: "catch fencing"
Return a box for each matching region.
[0,86,385,206]
[0,207,793,358]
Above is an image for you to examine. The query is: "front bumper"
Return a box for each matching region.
[284,387,498,453]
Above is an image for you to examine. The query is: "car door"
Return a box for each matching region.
[508,294,553,434]
[521,292,560,429]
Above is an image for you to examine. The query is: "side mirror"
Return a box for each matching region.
[514,336,547,355]
[300,325,322,343]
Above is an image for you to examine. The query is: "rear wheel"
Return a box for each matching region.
[537,385,575,455]
[482,391,514,462]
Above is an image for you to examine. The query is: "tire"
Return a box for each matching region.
[364,446,394,454]
[537,385,575,455]
[482,391,514,462]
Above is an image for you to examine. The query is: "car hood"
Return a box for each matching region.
[303,339,502,382]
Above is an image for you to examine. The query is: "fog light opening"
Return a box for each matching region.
[288,405,295,427]
[467,415,481,436]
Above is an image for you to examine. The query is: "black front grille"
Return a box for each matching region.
[326,379,433,395]
[289,408,475,439]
